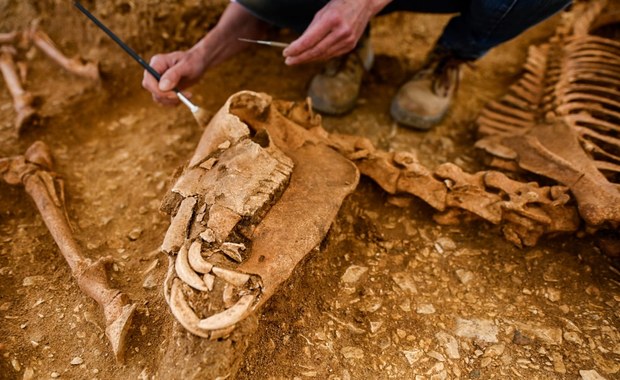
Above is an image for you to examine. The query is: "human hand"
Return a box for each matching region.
[142,48,207,106]
[283,0,391,65]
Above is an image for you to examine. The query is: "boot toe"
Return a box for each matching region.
[390,80,452,130]
[308,76,358,115]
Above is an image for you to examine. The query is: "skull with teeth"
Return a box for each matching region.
[159,91,359,341]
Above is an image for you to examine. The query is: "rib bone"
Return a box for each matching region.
[0,142,135,362]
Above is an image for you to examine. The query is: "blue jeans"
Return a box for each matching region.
[235,0,571,60]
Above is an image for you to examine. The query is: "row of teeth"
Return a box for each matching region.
[164,240,259,339]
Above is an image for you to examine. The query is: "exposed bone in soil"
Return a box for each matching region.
[0,142,136,362]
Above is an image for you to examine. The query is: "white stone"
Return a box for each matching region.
[70,357,83,365]
[341,346,364,359]
[455,269,474,285]
[391,272,418,294]
[341,265,368,284]
[483,344,505,358]
[402,349,424,366]
[436,237,456,251]
[579,369,607,380]
[514,322,562,345]
[455,318,498,343]
[416,304,436,315]
[436,331,460,359]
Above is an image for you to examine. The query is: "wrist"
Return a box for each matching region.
[368,0,392,15]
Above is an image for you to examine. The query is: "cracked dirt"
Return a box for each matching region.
[1,1,618,379]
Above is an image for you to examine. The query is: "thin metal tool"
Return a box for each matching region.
[238,38,290,49]
[73,1,199,114]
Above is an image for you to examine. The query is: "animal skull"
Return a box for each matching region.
[160,91,359,339]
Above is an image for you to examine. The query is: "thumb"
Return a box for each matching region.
[159,69,180,92]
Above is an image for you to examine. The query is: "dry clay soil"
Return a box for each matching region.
[0,1,619,379]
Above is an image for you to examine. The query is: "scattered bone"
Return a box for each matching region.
[0,142,135,361]
[0,48,38,134]
[199,228,216,243]
[188,241,213,274]
[29,28,100,80]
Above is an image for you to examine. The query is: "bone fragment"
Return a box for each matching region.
[175,244,209,291]
[0,142,135,362]
[199,228,216,243]
[188,240,213,274]
[30,28,99,80]
[0,49,38,134]
[219,242,245,263]
[197,294,256,330]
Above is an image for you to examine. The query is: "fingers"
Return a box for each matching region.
[142,52,184,106]
[285,26,357,65]
[283,10,359,65]
[283,14,332,58]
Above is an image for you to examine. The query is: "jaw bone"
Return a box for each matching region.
[0,142,136,362]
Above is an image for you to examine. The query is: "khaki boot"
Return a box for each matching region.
[391,47,469,130]
[308,35,374,115]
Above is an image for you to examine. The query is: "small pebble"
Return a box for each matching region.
[128,228,143,241]
[70,357,83,365]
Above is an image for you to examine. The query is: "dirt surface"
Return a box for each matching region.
[1,1,619,379]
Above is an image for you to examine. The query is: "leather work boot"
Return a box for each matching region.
[307,34,374,115]
[390,47,469,130]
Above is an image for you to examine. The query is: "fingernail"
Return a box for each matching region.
[285,57,292,65]
[159,78,172,91]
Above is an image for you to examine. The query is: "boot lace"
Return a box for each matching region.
[418,50,474,97]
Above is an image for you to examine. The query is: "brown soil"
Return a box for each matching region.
[1,1,618,379]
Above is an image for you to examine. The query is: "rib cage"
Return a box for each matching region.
[475,0,620,226]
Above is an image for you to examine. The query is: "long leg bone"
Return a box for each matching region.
[0,142,135,362]
[0,47,38,134]
[29,28,100,81]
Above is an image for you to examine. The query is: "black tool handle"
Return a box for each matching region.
[74,1,163,82]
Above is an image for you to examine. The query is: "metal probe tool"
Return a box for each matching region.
[73,1,199,114]
[238,38,290,49]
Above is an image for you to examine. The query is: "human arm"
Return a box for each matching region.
[142,2,269,105]
[282,0,392,65]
